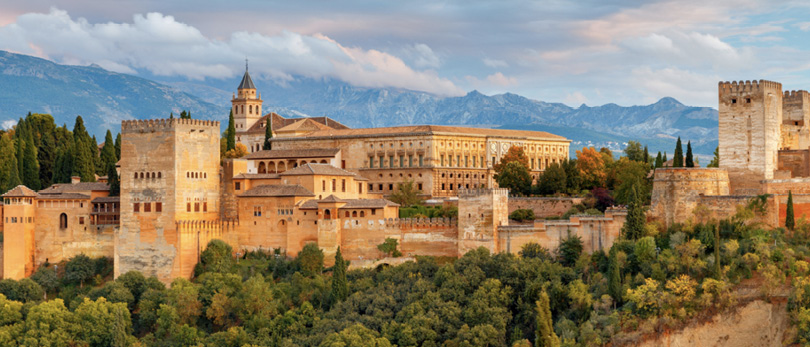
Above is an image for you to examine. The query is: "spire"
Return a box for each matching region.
[237,60,256,90]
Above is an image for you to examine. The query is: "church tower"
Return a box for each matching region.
[231,61,263,131]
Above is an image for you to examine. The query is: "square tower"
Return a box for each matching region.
[116,119,221,282]
[718,80,783,194]
[231,67,263,132]
[781,90,810,150]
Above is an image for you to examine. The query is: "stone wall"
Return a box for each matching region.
[508,197,583,218]
[777,150,810,178]
[458,188,509,255]
[651,168,731,227]
[498,208,626,255]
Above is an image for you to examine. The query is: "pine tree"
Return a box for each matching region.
[787,190,795,231]
[643,145,649,164]
[535,291,560,347]
[708,146,719,167]
[93,134,104,175]
[72,137,95,182]
[169,112,174,119]
[263,116,272,150]
[685,141,694,167]
[100,130,117,173]
[654,151,663,168]
[663,152,668,166]
[226,110,236,151]
[621,184,645,240]
[673,137,683,167]
[108,162,120,196]
[22,131,41,190]
[15,118,26,179]
[0,133,21,193]
[607,246,622,306]
[331,247,349,305]
[114,133,121,160]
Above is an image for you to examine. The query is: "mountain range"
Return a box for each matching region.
[0,50,718,159]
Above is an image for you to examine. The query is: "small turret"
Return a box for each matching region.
[231,60,264,136]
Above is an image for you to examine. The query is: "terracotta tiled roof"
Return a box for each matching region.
[40,182,109,193]
[276,118,333,133]
[37,193,91,200]
[279,163,358,177]
[320,194,344,202]
[273,125,568,141]
[92,196,120,203]
[2,185,38,197]
[298,198,398,210]
[241,113,349,135]
[233,173,280,179]
[244,148,340,160]
[239,184,315,197]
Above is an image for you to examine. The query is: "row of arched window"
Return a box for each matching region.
[135,172,162,179]
[186,172,207,179]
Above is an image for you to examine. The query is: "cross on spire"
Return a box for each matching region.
[245,58,249,72]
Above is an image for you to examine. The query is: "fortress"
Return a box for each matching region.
[652,80,810,228]
[0,67,621,282]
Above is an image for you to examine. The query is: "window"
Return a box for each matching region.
[194,203,200,212]
[203,202,208,212]
[254,206,262,217]
[441,155,445,166]
[134,203,140,213]
[388,183,394,191]
[464,156,468,167]
[442,183,445,190]
[342,179,346,192]
[746,98,751,103]
[144,202,151,212]
[732,98,737,104]
[341,160,346,169]
[368,183,373,191]
[187,203,191,212]
[359,183,363,193]
[332,179,336,192]
[360,211,365,217]
[419,155,423,167]
[379,184,383,191]
[457,155,461,167]
[158,172,162,178]
[418,183,423,190]
[409,155,413,167]
[322,180,326,191]
[399,156,403,168]
[369,156,374,168]
[156,202,162,212]
[134,173,138,179]
[79,217,85,225]
[345,211,350,217]
[235,182,241,190]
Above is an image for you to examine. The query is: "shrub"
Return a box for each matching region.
[509,209,535,222]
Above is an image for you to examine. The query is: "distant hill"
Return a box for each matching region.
[0,50,225,136]
[0,50,718,159]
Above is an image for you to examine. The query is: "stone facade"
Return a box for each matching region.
[508,197,584,218]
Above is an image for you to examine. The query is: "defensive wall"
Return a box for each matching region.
[650,168,730,227]
[507,197,584,218]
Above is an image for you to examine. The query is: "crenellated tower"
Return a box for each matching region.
[231,62,263,132]
[718,80,783,194]
[781,90,810,150]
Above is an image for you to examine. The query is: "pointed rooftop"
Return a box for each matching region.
[237,64,256,90]
[2,185,38,197]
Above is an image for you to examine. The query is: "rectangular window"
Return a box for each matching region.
[441,155,445,166]
[79,217,85,225]
[409,155,413,167]
[341,160,346,169]
[389,183,393,191]
[134,203,140,213]
[369,183,373,191]
[194,203,200,212]
[492,156,496,166]
[156,202,162,212]
[379,184,383,191]
[342,179,346,192]
[481,157,484,168]
[332,179,337,192]
[391,156,396,168]
[465,156,469,167]
[419,155,424,167]
[442,183,445,190]
[235,182,241,190]
[254,206,262,217]
[359,183,363,193]
[203,202,208,212]
[371,209,376,215]
[369,156,375,168]
[322,180,326,191]
[144,202,151,212]
[379,156,384,169]
[457,155,461,167]
[472,156,476,167]
[187,203,191,212]
[418,183,423,190]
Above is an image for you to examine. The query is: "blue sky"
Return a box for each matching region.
[1,0,810,107]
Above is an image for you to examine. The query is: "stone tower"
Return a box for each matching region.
[781,90,810,150]
[116,119,221,282]
[718,80,783,194]
[457,188,509,256]
[231,63,263,132]
[1,186,37,279]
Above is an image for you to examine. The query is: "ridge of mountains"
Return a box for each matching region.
[0,50,718,159]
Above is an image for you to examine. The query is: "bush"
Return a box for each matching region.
[509,209,535,222]
[377,238,402,258]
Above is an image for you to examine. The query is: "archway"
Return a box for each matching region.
[258,162,267,174]
[324,209,331,220]
[59,213,68,229]
[320,159,328,164]
[278,161,287,172]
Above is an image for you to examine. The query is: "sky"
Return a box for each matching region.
[1,0,810,107]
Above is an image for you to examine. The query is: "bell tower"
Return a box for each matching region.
[231,60,263,131]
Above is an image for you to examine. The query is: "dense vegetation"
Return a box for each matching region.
[1,201,809,346]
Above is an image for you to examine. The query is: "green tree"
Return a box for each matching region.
[14,118,26,179]
[389,180,422,206]
[377,238,402,257]
[74,297,134,347]
[663,152,668,165]
[166,278,203,326]
[624,141,644,162]
[100,130,117,172]
[673,137,683,167]
[331,247,349,305]
[0,133,21,193]
[114,133,121,160]
[65,254,95,288]
[197,240,234,275]
[643,145,649,164]
[607,246,622,305]
[21,130,41,190]
[558,235,583,267]
[509,209,535,222]
[27,113,58,188]
[654,151,663,168]
[31,267,59,299]
[496,161,533,196]
[519,242,551,260]
[611,158,651,205]
[321,323,393,347]
[226,110,236,151]
[21,299,78,346]
[685,141,694,167]
[787,190,796,230]
[535,291,559,347]
[263,116,272,150]
[622,185,645,240]
[494,146,530,173]
[297,243,324,277]
[108,162,120,196]
[535,162,566,195]
[708,146,719,167]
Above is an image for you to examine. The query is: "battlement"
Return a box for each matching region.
[121,119,221,133]
[458,188,509,198]
[718,80,782,94]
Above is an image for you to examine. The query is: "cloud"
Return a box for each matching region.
[486,72,517,86]
[0,8,464,96]
[631,66,720,106]
[1,119,17,130]
[565,92,588,106]
[798,22,810,31]
[483,58,508,68]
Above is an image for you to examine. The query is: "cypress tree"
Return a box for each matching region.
[607,246,622,306]
[0,134,21,193]
[663,152,668,166]
[22,131,41,190]
[787,190,795,231]
[53,145,75,183]
[73,137,95,182]
[15,118,25,178]
[673,137,683,167]
[654,151,663,168]
[714,224,721,278]
[685,141,694,167]
[226,110,236,151]
[108,162,120,196]
[643,145,649,164]
[621,184,645,240]
[331,247,349,305]
[535,290,560,347]
[100,130,117,173]
[114,133,121,160]
[169,112,174,119]
[93,135,104,175]
[263,116,272,150]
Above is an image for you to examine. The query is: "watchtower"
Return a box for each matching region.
[457,188,509,255]
[1,186,37,279]
[718,80,783,193]
[231,62,263,132]
[116,118,221,282]
[781,90,810,150]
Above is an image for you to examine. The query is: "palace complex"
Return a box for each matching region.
[1,66,626,282]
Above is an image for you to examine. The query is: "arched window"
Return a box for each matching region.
[352,211,357,217]
[158,172,162,178]
[140,172,144,179]
[249,105,253,114]
[345,211,350,217]
[59,213,68,229]
[360,211,365,217]
[324,209,331,220]
[134,173,138,179]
